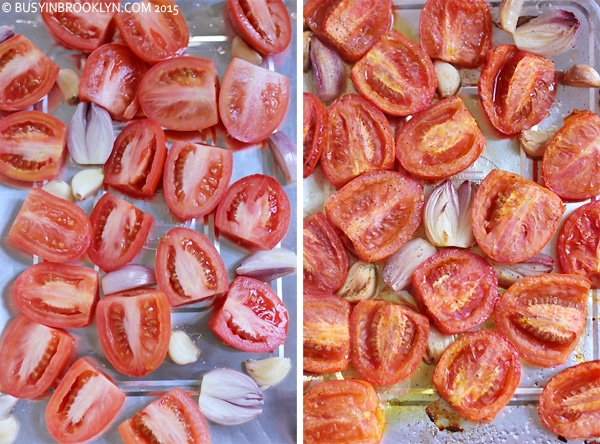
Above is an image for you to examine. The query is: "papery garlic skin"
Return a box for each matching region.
[433,60,461,98]
[337,261,377,302]
[513,10,580,57]
[499,0,525,33]
[382,238,437,291]
[244,357,292,389]
[168,330,201,365]
[71,169,104,201]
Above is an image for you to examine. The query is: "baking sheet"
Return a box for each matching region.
[303,0,600,442]
[0,1,298,443]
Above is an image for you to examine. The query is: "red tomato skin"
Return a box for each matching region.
[219,57,290,144]
[104,119,167,198]
[0,110,67,182]
[118,387,211,444]
[208,276,289,353]
[46,357,126,443]
[9,188,92,263]
[215,173,291,251]
[87,192,154,271]
[0,315,74,400]
[162,141,233,220]
[350,30,437,117]
[303,92,327,178]
[226,0,292,55]
[478,45,557,136]
[13,262,99,329]
[0,34,60,111]
[539,360,600,439]
[419,0,492,68]
[156,227,228,307]
[304,0,393,62]
[96,289,171,377]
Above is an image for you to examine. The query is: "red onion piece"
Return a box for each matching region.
[309,35,345,103]
[488,253,555,287]
[0,26,14,44]
[101,264,157,295]
[382,238,437,291]
[236,248,297,282]
[268,131,297,185]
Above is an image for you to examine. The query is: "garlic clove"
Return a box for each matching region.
[519,126,557,158]
[382,238,437,291]
[168,330,201,365]
[513,10,580,57]
[56,68,80,105]
[424,326,455,365]
[71,169,104,201]
[562,64,600,88]
[232,35,263,66]
[42,179,74,202]
[499,0,525,33]
[0,394,18,419]
[309,35,346,103]
[433,60,461,98]
[0,415,18,444]
[244,357,291,389]
[336,261,377,302]
[488,253,555,287]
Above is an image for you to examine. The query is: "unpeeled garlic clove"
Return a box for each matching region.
[382,238,437,291]
[0,415,18,444]
[168,330,201,365]
[56,68,80,105]
[513,10,580,57]
[519,126,557,158]
[336,261,377,302]
[562,64,600,88]
[231,35,263,66]
[499,0,525,33]
[433,60,461,98]
[244,357,291,389]
[71,169,104,201]
[68,102,114,165]
[309,35,345,103]
[42,180,74,202]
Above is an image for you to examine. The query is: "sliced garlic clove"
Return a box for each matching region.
[513,10,580,57]
[499,0,525,33]
[56,68,80,105]
[71,169,104,201]
[562,64,600,88]
[42,179,74,202]
[168,330,201,365]
[433,60,461,98]
[244,357,292,389]
[0,415,18,444]
[519,126,557,158]
[336,261,377,302]
[232,35,263,66]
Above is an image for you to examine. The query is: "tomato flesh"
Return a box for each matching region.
[303,92,326,178]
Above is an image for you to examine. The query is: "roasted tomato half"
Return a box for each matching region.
[0,110,67,182]
[303,92,327,178]
[395,96,485,180]
[321,93,395,187]
[411,248,498,335]
[350,30,436,117]
[304,379,385,444]
[471,169,564,264]
[542,110,600,202]
[325,170,424,262]
[303,291,351,374]
[9,188,91,263]
[433,330,521,422]
[304,0,393,62]
[478,45,557,136]
[495,273,589,367]
[0,315,74,400]
[209,276,289,353]
[156,227,228,307]
[539,360,600,439]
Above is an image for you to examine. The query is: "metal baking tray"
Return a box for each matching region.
[0,1,298,443]
[303,0,600,442]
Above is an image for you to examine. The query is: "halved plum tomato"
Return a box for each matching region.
[322,93,395,187]
[156,227,228,307]
[118,387,211,444]
[304,0,393,62]
[433,330,521,423]
[539,360,600,439]
[163,141,233,220]
[350,299,429,386]
[557,199,600,288]
[215,173,291,251]
[13,262,99,329]
[0,34,59,111]
[40,0,119,52]
[114,0,189,64]
[479,44,557,136]
[495,273,589,367]
[411,248,498,335]
[104,119,167,198]
[471,169,564,264]
[96,288,171,377]
[303,92,326,178]
[138,56,219,132]
[219,57,290,144]
[9,188,92,263]
[395,96,486,180]
[79,43,148,121]
[542,110,600,202]
[350,29,436,117]
[325,170,424,262]
[208,276,288,353]
[419,0,492,68]
[87,192,154,271]
[46,357,125,443]
[303,290,351,374]
[226,0,291,55]
[303,212,348,293]
[0,315,74,400]
[0,110,67,182]
[304,379,385,444]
